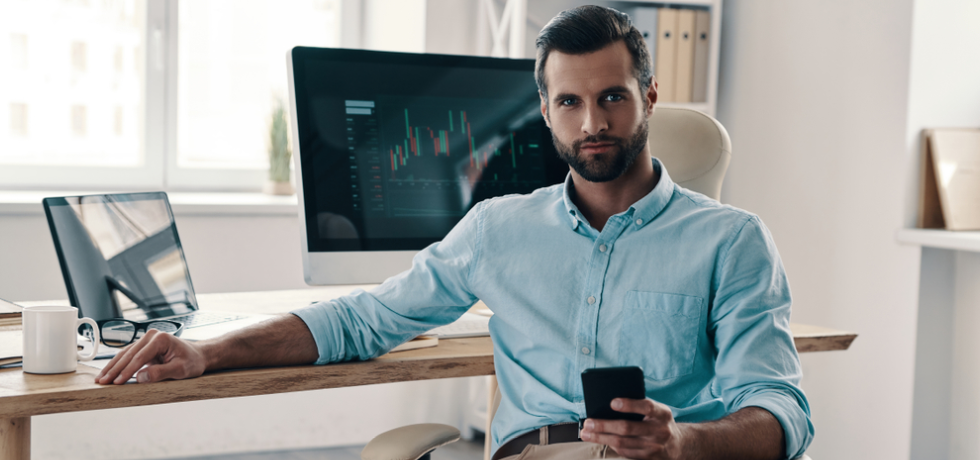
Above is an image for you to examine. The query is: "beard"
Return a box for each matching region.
[551,118,649,183]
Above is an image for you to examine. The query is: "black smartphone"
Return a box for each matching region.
[581,366,646,421]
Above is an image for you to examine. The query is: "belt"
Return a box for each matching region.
[492,422,582,460]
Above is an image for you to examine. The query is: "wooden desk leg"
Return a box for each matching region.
[484,375,498,460]
[0,417,30,460]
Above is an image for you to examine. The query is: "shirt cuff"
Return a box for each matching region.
[291,302,344,365]
[737,390,814,459]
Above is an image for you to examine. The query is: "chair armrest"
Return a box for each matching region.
[361,423,461,460]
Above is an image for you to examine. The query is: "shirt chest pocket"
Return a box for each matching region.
[618,291,702,381]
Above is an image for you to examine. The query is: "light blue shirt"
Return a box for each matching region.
[293,158,814,458]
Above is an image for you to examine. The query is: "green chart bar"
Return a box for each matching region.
[414,127,421,155]
[403,140,409,165]
[510,133,516,168]
[449,111,454,132]
[404,109,410,138]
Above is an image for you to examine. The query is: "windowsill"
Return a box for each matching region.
[0,190,299,216]
[896,228,980,253]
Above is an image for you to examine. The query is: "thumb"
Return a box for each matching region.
[137,360,186,383]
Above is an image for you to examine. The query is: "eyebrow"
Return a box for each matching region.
[551,86,632,104]
[600,85,631,94]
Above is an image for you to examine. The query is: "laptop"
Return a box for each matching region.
[43,192,273,343]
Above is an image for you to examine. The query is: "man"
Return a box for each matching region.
[97,5,813,459]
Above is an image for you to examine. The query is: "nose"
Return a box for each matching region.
[581,103,608,136]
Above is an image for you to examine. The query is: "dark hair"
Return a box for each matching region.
[535,5,652,102]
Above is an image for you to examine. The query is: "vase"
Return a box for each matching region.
[263,180,294,196]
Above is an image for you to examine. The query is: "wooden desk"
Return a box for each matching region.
[0,288,856,459]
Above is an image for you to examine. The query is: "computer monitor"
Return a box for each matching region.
[287,47,567,285]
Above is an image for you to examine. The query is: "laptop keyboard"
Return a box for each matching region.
[168,311,249,329]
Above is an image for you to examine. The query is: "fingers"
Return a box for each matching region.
[582,418,671,438]
[96,329,165,385]
[137,359,187,384]
[579,399,677,457]
[612,398,672,423]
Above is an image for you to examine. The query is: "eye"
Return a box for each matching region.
[604,94,624,102]
[560,98,578,106]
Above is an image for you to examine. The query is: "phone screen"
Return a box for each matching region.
[581,366,646,421]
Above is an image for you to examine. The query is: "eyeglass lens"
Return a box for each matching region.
[102,320,179,347]
[147,321,179,334]
[102,320,136,347]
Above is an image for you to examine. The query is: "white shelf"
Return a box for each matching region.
[896,228,980,253]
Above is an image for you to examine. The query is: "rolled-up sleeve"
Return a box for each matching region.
[710,215,814,459]
[291,200,486,364]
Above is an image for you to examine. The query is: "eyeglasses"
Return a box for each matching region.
[94,318,184,347]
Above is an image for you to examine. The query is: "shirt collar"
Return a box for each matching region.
[561,157,675,230]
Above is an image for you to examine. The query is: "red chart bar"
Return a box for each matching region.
[390,149,395,171]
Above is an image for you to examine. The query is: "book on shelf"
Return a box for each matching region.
[918,128,980,230]
[653,7,711,105]
[674,9,697,103]
[692,10,711,103]
[633,6,659,73]
[655,7,678,102]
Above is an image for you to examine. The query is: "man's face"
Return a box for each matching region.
[540,41,656,183]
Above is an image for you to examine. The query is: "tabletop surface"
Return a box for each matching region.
[0,286,856,419]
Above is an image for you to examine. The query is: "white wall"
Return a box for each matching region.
[716,2,921,459]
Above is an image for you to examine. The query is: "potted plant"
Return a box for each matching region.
[263,97,294,195]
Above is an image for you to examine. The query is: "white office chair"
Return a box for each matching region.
[362,108,806,460]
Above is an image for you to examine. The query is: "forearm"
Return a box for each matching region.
[679,407,785,460]
[198,314,319,372]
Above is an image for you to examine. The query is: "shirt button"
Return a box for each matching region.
[582,347,591,355]
[587,296,596,304]
[599,244,607,252]
[635,218,643,225]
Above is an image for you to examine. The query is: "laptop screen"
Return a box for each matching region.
[43,192,198,322]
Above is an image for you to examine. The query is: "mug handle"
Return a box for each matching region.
[76,317,100,361]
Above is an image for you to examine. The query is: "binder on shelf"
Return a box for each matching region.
[633,6,659,71]
[655,7,678,103]
[692,10,711,103]
[918,128,980,230]
[674,9,696,103]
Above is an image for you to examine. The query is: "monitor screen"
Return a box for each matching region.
[43,192,198,321]
[288,47,567,284]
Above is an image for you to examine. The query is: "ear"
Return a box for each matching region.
[540,92,551,128]
[645,77,658,118]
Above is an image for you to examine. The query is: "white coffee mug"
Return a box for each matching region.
[22,306,100,374]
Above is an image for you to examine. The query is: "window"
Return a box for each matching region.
[168,0,340,189]
[0,0,342,191]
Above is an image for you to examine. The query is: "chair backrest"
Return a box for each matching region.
[647,107,732,201]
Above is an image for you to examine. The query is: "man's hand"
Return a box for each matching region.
[579,397,684,460]
[580,399,786,460]
[94,314,319,385]
[95,329,207,385]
